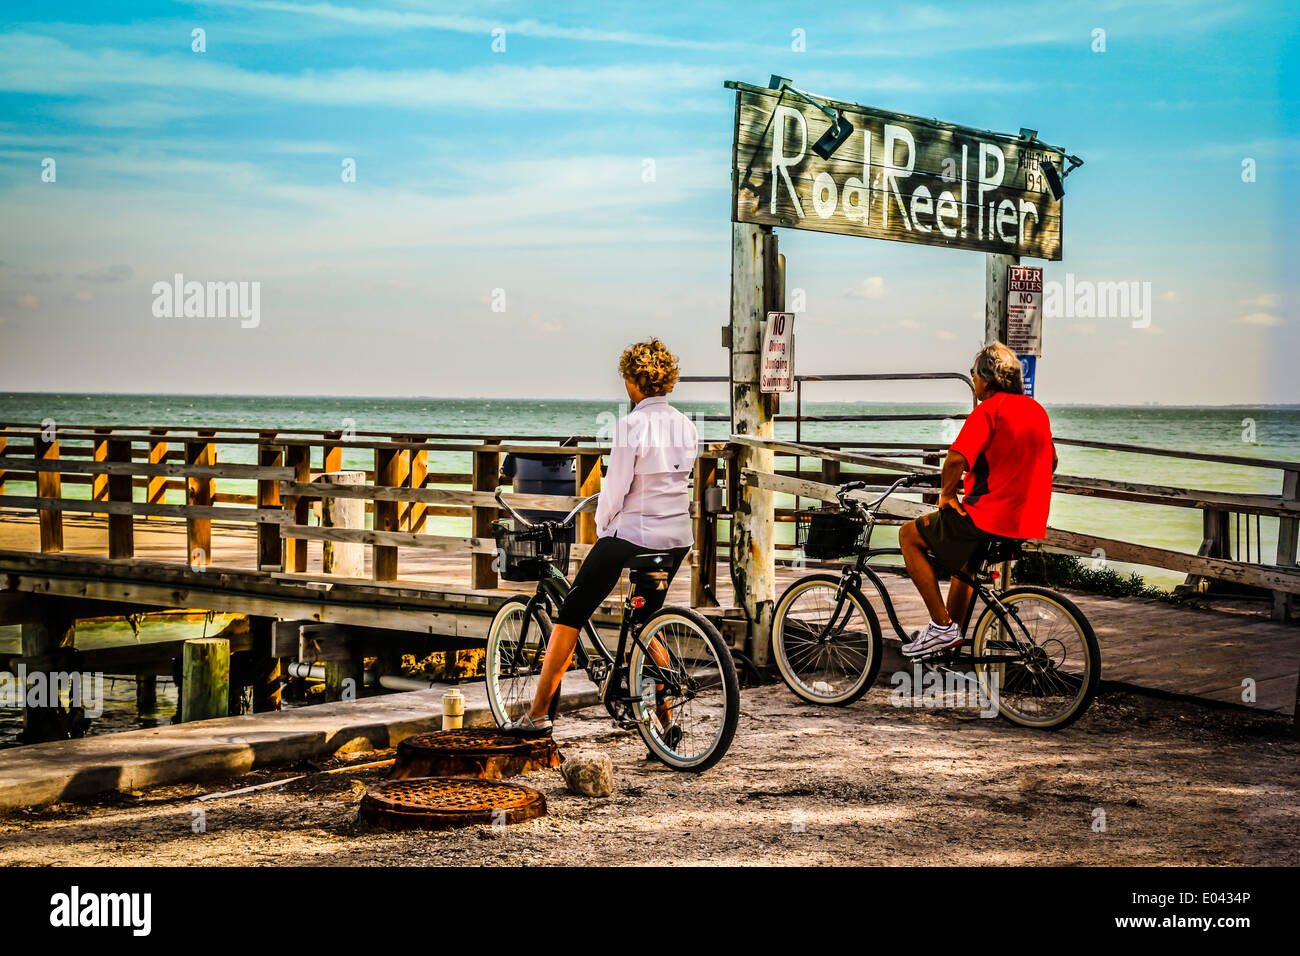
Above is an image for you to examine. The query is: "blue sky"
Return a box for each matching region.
[0,0,1294,404]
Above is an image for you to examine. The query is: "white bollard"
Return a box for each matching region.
[442,688,465,730]
[320,470,365,577]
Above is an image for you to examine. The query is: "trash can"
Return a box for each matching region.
[500,452,576,523]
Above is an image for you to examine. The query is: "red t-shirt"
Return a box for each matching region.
[949,391,1054,540]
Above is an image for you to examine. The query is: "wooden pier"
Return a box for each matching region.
[0,414,1297,767]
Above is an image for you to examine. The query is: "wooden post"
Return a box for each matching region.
[249,616,281,713]
[107,438,134,559]
[322,433,343,475]
[146,429,168,510]
[181,637,230,722]
[471,439,501,590]
[691,454,720,608]
[0,425,6,512]
[1275,468,1298,622]
[35,429,63,553]
[185,431,216,568]
[325,649,361,703]
[136,676,157,713]
[321,470,365,577]
[256,439,284,570]
[730,221,778,665]
[19,602,79,742]
[985,252,1020,345]
[373,446,405,581]
[283,444,311,573]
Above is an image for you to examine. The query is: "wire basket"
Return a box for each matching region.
[492,520,573,581]
[794,508,868,560]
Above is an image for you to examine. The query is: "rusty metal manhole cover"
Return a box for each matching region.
[359,777,546,831]
[391,728,562,781]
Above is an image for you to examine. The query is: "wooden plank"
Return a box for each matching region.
[743,466,1300,595]
[0,496,292,524]
[470,440,500,590]
[406,434,428,533]
[575,452,603,547]
[146,429,168,511]
[34,431,62,553]
[185,434,215,568]
[691,454,719,608]
[0,455,294,481]
[277,481,593,512]
[257,442,284,570]
[1275,469,1299,623]
[372,446,402,581]
[730,82,1065,260]
[283,445,311,573]
[284,524,495,553]
[91,427,112,511]
[107,438,134,559]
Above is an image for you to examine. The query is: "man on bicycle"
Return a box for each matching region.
[898,343,1058,658]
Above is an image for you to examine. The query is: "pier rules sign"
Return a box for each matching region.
[761,311,795,393]
[728,81,1065,260]
[1006,265,1044,355]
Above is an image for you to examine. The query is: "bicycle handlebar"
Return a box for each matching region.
[494,489,600,529]
[836,472,939,513]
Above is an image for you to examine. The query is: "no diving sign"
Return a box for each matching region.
[761,311,795,393]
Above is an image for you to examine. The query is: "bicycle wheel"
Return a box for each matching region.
[971,585,1100,730]
[772,573,883,706]
[485,596,555,727]
[627,607,739,772]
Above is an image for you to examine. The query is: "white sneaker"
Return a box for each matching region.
[902,621,963,657]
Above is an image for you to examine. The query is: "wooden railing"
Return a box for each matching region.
[729,435,1300,617]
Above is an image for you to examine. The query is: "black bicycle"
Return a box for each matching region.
[771,475,1100,729]
[484,491,740,771]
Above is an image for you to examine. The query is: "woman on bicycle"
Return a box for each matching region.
[502,338,698,736]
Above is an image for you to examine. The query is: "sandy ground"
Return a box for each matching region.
[0,684,1296,866]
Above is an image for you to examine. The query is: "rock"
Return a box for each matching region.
[560,751,614,797]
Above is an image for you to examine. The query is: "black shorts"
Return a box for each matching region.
[915,506,1001,575]
[555,535,689,629]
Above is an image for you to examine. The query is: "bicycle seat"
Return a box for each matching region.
[626,552,673,571]
[979,537,1024,565]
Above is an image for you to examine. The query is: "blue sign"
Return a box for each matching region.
[1018,354,1037,397]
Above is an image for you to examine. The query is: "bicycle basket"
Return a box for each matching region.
[794,508,868,560]
[492,520,573,581]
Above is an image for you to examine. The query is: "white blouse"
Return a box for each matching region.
[595,396,698,549]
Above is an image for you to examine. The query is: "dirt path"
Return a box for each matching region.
[1,685,1296,866]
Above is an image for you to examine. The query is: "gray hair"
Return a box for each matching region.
[972,343,1024,395]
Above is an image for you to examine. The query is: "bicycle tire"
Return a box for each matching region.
[627,606,739,772]
[772,573,884,706]
[971,585,1100,730]
[485,596,555,727]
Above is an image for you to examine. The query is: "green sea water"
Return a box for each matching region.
[2,392,1297,742]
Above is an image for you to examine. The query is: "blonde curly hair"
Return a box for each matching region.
[618,338,680,397]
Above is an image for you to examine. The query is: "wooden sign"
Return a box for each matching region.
[1006,265,1044,355]
[761,311,794,393]
[728,81,1065,260]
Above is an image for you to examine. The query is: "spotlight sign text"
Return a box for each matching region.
[728,81,1065,260]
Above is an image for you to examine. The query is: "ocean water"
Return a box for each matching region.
[2,392,1297,743]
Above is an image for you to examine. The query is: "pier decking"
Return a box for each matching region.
[2,511,1294,715]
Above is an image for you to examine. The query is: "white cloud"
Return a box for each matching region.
[1239,293,1280,308]
[15,292,38,309]
[934,329,956,340]
[845,277,885,299]
[1233,312,1282,327]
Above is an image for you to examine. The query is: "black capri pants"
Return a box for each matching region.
[555,535,689,629]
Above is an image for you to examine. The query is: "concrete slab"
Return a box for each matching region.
[0,678,599,810]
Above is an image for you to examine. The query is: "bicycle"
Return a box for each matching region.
[771,474,1101,729]
[484,490,740,771]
